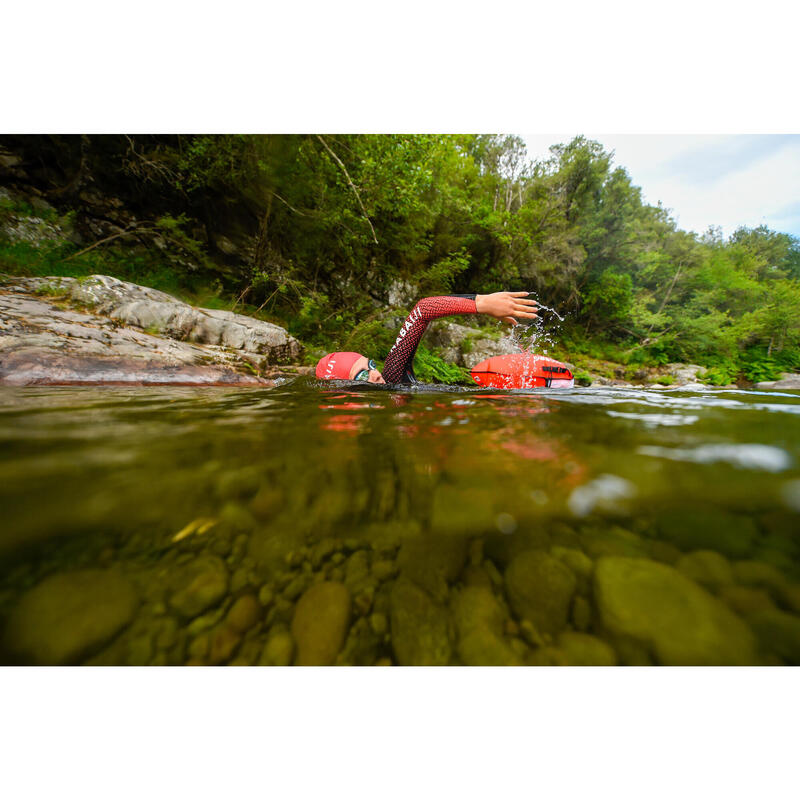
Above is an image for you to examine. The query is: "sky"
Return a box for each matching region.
[523,135,800,239]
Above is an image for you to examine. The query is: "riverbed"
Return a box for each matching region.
[1,381,799,665]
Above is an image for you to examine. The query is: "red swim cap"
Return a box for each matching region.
[315,352,364,381]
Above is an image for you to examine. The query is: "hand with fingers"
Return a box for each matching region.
[475,291,539,325]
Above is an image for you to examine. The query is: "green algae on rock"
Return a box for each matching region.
[594,556,756,665]
[504,550,577,635]
[3,569,139,665]
[291,582,351,666]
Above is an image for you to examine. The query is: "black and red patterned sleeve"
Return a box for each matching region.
[382,294,478,384]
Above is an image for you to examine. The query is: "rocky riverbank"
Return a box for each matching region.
[0,274,304,386]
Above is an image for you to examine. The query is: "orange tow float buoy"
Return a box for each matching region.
[470,354,574,389]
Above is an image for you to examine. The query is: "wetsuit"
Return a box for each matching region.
[382,295,478,384]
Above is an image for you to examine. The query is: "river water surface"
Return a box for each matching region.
[2,381,799,665]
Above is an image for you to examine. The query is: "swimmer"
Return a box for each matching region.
[315,292,539,384]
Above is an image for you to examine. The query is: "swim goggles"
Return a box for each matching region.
[354,359,378,381]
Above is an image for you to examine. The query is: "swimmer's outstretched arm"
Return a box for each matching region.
[382,292,538,384]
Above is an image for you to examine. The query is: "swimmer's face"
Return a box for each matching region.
[350,356,385,384]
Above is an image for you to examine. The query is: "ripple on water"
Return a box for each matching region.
[638,444,792,472]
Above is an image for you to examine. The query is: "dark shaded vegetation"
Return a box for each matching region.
[2,134,799,383]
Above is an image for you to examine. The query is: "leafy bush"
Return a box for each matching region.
[412,346,472,384]
[700,364,737,386]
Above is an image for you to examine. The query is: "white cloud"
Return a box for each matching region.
[523,134,800,237]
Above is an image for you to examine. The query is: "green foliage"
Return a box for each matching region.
[3,133,800,384]
[574,370,593,387]
[412,347,473,384]
[700,361,738,386]
[655,375,675,386]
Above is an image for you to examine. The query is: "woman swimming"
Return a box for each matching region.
[315,291,539,384]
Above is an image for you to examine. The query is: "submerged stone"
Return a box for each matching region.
[258,625,295,666]
[390,579,452,666]
[397,535,468,602]
[4,569,139,665]
[451,586,521,666]
[578,525,648,559]
[594,556,756,665]
[571,595,592,631]
[336,618,381,666]
[225,594,261,634]
[657,509,757,559]
[168,555,229,619]
[718,585,776,618]
[748,609,800,664]
[732,560,788,595]
[291,582,351,666]
[555,632,617,666]
[676,550,734,591]
[504,550,577,635]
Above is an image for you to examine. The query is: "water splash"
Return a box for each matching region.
[504,294,567,355]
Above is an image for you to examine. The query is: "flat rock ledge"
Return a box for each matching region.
[0,275,303,387]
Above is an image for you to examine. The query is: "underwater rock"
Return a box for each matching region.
[482,529,551,570]
[504,550,577,635]
[4,569,139,665]
[258,585,275,608]
[390,579,452,666]
[155,617,179,651]
[676,550,734,591]
[718,585,775,618]
[571,595,592,632]
[344,550,371,590]
[779,584,800,614]
[225,594,261,634]
[311,538,339,569]
[732,560,787,595]
[748,609,800,664]
[207,625,241,665]
[336,617,381,666]
[232,638,263,666]
[186,604,227,637]
[451,586,521,666]
[168,556,229,619]
[578,525,649,559]
[258,625,295,666]
[371,559,397,582]
[461,564,493,590]
[397,535,468,602]
[291,582,351,666]
[283,574,311,601]
[594,557,756,665]
[555,632,617,666]
[657,509,757,559]
[370,612,388,637]
[648,540,682,565]
[550,546,593,581]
